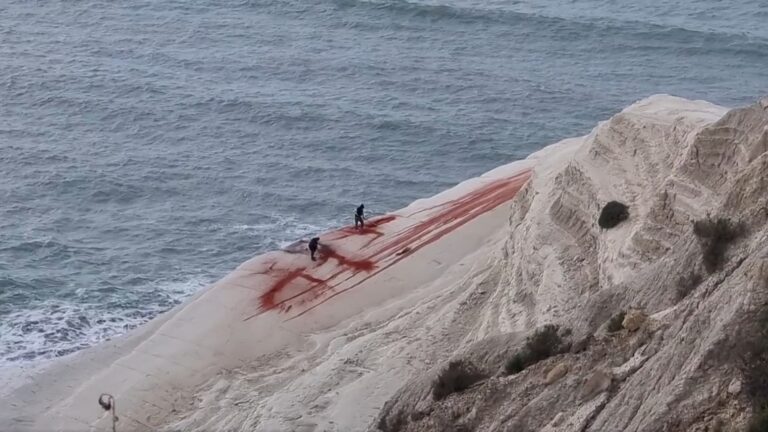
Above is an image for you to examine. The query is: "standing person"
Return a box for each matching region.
[308,237,320,261]
[355,204,365,229]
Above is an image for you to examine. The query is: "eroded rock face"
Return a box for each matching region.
[581,369,612,401]
[371,96,768,432]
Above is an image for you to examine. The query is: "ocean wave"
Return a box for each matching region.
[224,218,343,248]
[329,0,768,49]
[0,239,81,262]
[0,279,206,366]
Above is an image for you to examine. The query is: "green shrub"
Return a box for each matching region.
[527,324,563,358]
[505,353,526,375]
[692,217,745,273]
[431,360,484,401]
[598,201,629,229]
[605,311,626,333]
[505,324,564,375]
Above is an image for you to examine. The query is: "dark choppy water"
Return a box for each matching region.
[0,0,766,366]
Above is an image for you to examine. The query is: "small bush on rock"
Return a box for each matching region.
[527,324,564,358]
[505,353,526,375]
[598,201,630,229]
[605,311,626,333]
[692,216,745,273]
[505,324,564,375]
[431,360,484,401]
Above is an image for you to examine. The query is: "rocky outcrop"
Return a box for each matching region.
[372,96,768,432]
[621,310,646,332]
[544,362,569,385]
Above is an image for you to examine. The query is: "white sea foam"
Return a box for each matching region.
[0,278,206,367]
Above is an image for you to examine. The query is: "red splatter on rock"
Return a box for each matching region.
[247,170,532,321]
[321,246,375,272]
[258,267,305,311]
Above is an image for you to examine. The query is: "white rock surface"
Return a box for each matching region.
[728,378,742,395]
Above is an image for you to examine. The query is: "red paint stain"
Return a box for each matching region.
[288,171,532,320]
[326,215,397,242]
[367,215,397,227]
[321,245,375,272]
[245,170,532,321]
[301,274,326,284]
[249,245,376,317]
[256,267,305,311]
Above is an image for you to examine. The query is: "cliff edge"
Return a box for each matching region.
[374,95,768,432]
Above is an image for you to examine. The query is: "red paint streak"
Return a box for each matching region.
[321,245,375,272]
[245,170,532,321]
[301,274,325,284]
[288,171,531,320]
[249,245,376,316]
[331,227,385,249]
[325,214,397,243]
[367,215,397,227]
[260,268,304,309]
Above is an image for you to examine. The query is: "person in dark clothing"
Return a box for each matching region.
[308,237,320,261]
[355,204,365,229]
